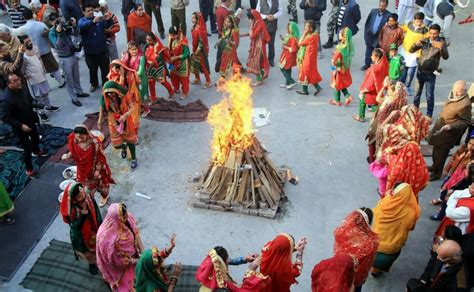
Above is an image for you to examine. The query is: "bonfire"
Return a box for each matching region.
[193,73,287,219]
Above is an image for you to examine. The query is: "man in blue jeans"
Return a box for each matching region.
[409,23,449,118]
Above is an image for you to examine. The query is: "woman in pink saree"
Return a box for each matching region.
[96,203,144,291]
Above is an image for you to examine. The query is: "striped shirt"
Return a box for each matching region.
[7,6,27,29]
[337,5,347,26]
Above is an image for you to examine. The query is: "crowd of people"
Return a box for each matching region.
[0,0,474,291]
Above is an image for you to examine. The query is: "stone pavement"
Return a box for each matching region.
[1,0,474,291]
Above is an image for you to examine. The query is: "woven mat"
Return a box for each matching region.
[21,239,201,291]
[145,98,209,122]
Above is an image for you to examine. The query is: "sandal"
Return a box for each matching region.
[431,198,442,206]
[352,115,365,122]
[99,196,109,207]
[329,99,341,106]
[345,95,353,106]
[191,79,200,84]
[203,83,212,89]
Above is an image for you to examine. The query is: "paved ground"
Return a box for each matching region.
[1,0,474,291]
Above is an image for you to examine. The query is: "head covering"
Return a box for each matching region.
[260,233,298,292]
[96,203,140,290]
[373,183,421,254]
[195,248,235,289]
[191,12,209,54]
[335,27,354,69]
[134,248,169,292]
[107,59,138,84]
[389,43,398,50]
[334,210,379,287]
[250,9,271,43]
[284,21,300,45]
[121,41,144,70]
[311,254,355,292]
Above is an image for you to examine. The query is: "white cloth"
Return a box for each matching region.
[446,188,472,234]
[256,0,283,20]
[22,46,48,85]
[399,47,418,67]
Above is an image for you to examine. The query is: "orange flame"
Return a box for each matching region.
[208,73,254,165]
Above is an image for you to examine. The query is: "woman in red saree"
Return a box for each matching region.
[296,20,322,96]
[333,208,379,290]
[60,182,102,275]
[126,4,152,47]
[190,12,212,89]
[98,81,139,170]
[96,203,144,292]
[378,105,430,197]
[219,15,240,80]
[145,32,174,100]
[244,9,270,87]
[168,26,190,100]
[260,233,307,292]
[353,48,389,122]
[195,246,271,291]
[311,254,356,292]
[62,125,115,207]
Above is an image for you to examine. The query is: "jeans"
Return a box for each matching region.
[413,71,436,117]
[401,66,417,88]
[16,127,40,171]
[84,52,110,87]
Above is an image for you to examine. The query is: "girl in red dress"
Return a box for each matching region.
[278,21,299,89]
[168,26,190,100]
[329,27,354,106]
[190,12,212,89]
[144,33,174,100]
[296,20,322,96]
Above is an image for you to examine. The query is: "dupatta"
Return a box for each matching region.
[250,9,270,43]
[311,254,355,292]
[134,248,169,292]
[127,11,152,42]
[335,27,354,70]
[96,203,141,289]
[191,12,209,54]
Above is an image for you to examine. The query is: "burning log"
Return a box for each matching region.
[193,73,287,219]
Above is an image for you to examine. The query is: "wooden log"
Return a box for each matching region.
[235,169,249,203]
[202,165,217,189]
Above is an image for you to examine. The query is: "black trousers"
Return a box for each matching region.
[144,0,165,34]
[432,145,452,177]
[250,0,257,9]
[16,127,40,171]
[200,0,217,32]
[85,52,109,87]
[215,45,222,73]
[267,30,277,63]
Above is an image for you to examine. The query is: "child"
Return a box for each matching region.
[296,20,322,96]
[329,27,354,106]
[20,36,59,122]
[388,43,405,81]
[190,12,212,89]
[278,21,299,89]
[168,26,190,100]
[144,32,174,101]
[353,48,389,122]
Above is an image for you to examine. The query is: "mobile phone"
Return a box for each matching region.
[93,11,103,18]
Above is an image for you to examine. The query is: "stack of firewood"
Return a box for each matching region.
[193,136,286,219]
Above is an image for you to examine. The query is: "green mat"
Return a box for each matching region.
[21,239,201,292]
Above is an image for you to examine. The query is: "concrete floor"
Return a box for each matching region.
[1,0,474,291]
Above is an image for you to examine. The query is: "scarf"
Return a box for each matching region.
[127,11,152,40]
[134,248,169,292]
[191,12,209,54]
[335,27,354,69]
[195,249,235,289]
[311,254,355,292]
[284,21,300,45]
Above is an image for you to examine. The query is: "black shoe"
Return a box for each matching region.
[211,30,218,34]
[296,90,308,95]
[131,159,138,170]
[0,215,15,226]
[77,93,90,98]
[39,112,49,122]
[72,100,82,107]
[240,67,247,73]
[429,174,441,181]
[322,38,334,49]
[360,65,370,71]
[32,149,49,157]
[160,33,165,39]
[88,264,98,275]
[207,33,212,36]
[269,60,274,67]
[430,213,443,221]
[45,106,60,112]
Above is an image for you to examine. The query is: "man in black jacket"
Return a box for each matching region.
[299,0,326,57]
[2,73,48,178]
[361,0,390,70]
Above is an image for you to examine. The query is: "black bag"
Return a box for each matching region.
[415,0,428,6]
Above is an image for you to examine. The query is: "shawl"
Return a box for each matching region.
[122,43,144,71]
[260,233,299,292]
[360,54,389,94]
[60,182,101,250]
[107,60,140,88]
[334,210,379,287]
[67,125,114,185]
[373,183,421,254]
[134,248,169,292]
[191,12,209,54]
[126,11,152,42]
[311,254,355,292]
[96,203,140,289]
[195,249,236,289]
[335,27,354,70]
[250,9,271,44]
[284,22,300,45]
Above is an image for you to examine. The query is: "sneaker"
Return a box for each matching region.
[58,81,66,88]
[32,150,49,157]
[131,159,138,170]
[141,108,151,118]
[286,83,296,90]
[76,93,90,98]
[39,112,49,122]
[45,106,60,112]
[279,84,288,88]
[72,100,82,107]
[296,90,308,95]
